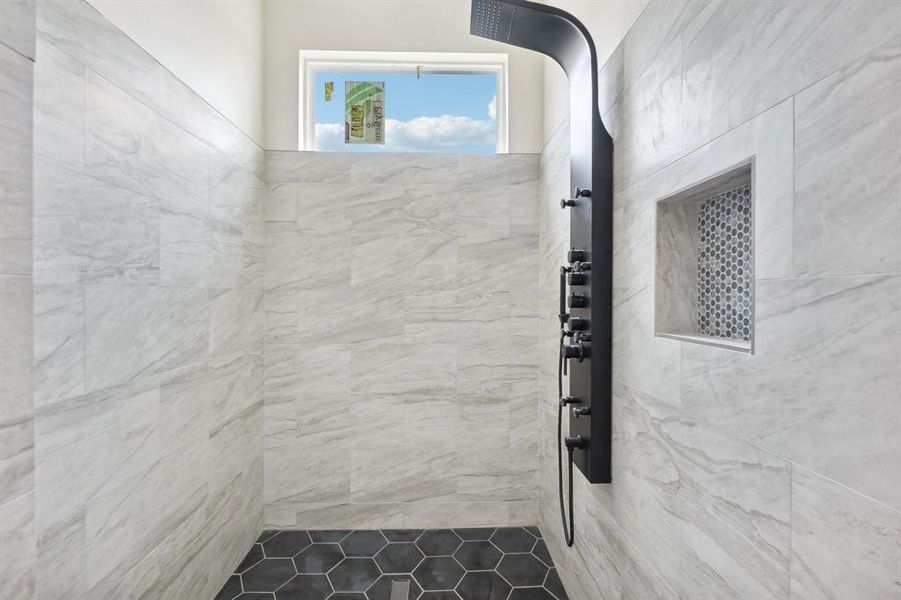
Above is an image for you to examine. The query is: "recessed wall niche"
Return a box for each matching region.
[655,162,754,353]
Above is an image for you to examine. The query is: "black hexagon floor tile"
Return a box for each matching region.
[258,530,280,543]
[340,531,388,557]
[497,554,548,587]
[294,543,345,574]
[544,569,568,600]
[456,571,511,600]
[276,574,332,600]
[242,558,297,592]
[214,574,242,600]
[375,543,424,574]
[237,545,265,573]
[416,530,462,556]
[381,529,423,542]
[217,529,567,600]
[453,541,502,571]
[531,540,552,567]
[264,531,313,558]
[489,528,536,553]
[328,558,381,592]
[453,528,495,541]
[366,576,422,600]
[310,530,353,543]
[413,556,465,591]
[509,588,556,600]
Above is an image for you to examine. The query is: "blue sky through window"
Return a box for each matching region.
[313,71,497,153]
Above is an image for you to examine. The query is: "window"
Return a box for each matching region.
[299,51,508,153]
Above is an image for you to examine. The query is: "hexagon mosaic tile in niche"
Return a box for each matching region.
[697,183,753,341]
[214,527,569,600]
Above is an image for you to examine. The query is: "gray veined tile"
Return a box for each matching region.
[263,443,350,505]
[683,274,901,511]
[350,153,459,184]
[0,276,32,422]
[794,38,901,276]
[0,0,35,59]
[613,35,682,186]
[208,287,264,357]
[455,153,539,185]
[0,44,33,278]
[84,285,209,392]
[264,343,350,405]
[456,453,537,503]
[33,156,161,286]
[33,37,84,170]
[83,68,160,197]
[37,0,163,109]
[350,342,456,399]
[0,491,36,600]
[350,448,458,503]
[264,182,297,234]
[32,284,85,407]
[790,467,901,600]
[681,0,901,154]
[160,72,262,173]
[265,150,362,184]
[265,231,349,291]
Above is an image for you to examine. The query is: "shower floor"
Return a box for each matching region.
[214,527,569,600]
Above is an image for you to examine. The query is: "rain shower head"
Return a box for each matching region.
[470,0,594,81]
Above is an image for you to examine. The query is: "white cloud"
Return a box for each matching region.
[314,122,345,151]
[315,114,496,152]
[488,94,496,121]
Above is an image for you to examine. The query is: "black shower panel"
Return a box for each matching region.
[470,0,613,484]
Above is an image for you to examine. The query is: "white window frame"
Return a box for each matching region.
[298,50,509,153]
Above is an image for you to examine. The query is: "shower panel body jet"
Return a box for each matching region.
[470,0,613,484]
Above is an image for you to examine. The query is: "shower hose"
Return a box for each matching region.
[557,331,576,547]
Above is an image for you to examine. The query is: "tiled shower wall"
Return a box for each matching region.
[538,1,901,599]
[0,0,36,597]
[263,151,541,529]
[21,1,265,598]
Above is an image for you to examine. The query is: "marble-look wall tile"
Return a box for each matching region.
[37,0,162,109]
[790,468,901,600]
[793,39,901,276]
[682,0,901,154]
[0,491,36,600]
[84,286,208,392]
[32,38,83,170]
[613,36,682,185]
[29,3,265,598]
[263,151,540,527]
[0,0,35,59]
[0,44,33,277]
[683,275,901,510]
[0,277,34,504]
[33,157,160,285]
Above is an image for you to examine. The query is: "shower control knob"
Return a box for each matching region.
[567,272,588,286]
[568,317,589,331]
[572,406,591,418]
[568,293,588,308]
[574,187,591,198]
[567,248,588,263]
[563,340,589,361]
